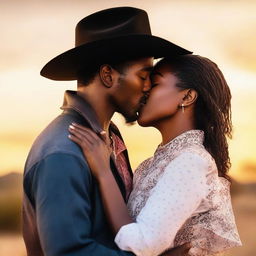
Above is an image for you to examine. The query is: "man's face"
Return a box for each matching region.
[110,57,153,123]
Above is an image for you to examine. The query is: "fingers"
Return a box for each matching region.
[176,242,191,255]
[99,130,108,143]
[183,242,192,251]
[69,127,95,146]
[72,122,107,143]
[68,133,91,150]
[69,125,96,144]
[68,133,82,145]
[160,242,191,256]
[71,123,100,139]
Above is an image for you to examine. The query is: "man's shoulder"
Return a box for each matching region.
[25,111,86,172]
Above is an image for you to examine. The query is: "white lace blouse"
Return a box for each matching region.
[114,130,241,256]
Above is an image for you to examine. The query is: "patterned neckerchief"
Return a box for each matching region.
[111,132,133,200]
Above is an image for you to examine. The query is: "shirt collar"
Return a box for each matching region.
[111,132,127,156]
[60,90,103,134]
[157,130,204,154]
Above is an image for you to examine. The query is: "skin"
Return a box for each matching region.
[69,61,194,255]
[78,58,152,123]
[138,62,198,144]
[76,57,153,147]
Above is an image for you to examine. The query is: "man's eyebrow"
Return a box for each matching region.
[140,66,154,72]
[151,71,163,77]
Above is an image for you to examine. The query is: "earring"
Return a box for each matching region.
[181,103,185,113]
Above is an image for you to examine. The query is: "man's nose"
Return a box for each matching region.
[142,77,151,92]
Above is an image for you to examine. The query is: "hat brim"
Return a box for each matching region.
[40,34,192,81]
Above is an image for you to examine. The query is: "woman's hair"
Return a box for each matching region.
[156,55,232,179]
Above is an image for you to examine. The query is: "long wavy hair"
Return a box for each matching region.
[156,55,232,180]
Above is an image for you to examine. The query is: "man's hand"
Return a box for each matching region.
[160,243,191,256]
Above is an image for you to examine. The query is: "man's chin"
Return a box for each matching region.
[122,112,138,125]
[124,115,137,125]
[116,109,138,125]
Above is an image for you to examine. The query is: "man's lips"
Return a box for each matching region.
[137,94,149,115]
[141,93,150,105]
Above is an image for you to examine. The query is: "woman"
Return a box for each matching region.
[68,55,242,256]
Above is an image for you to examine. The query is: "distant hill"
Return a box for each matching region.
[0,171,255,195]
[0,171,255,196]
[0,171,255,232]
[0,172,23,194]
[0,172,23,232]
[230,179,256,195]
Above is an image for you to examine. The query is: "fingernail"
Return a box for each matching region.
[69,125,75,129]
[72,122,77,126]
[68,134,72,138]
[100,130,106,135]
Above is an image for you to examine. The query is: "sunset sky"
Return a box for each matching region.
[0,0,256,182]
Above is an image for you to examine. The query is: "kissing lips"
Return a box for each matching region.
[137,94,149,116]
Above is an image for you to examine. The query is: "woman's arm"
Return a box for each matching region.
[96,169,134,233]
[114,152,208,256]
[68,123,197,256]
[68,123,133,234]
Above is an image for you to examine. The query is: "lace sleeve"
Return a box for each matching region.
[114,152,208,256]
[174,175,242,255]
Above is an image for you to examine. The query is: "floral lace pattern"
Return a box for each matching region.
[127,130,241,255]
[128,130,205,219]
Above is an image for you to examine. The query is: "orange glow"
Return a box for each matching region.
[0,0,256,184]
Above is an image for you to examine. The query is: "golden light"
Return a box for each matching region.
[0,0,256,184]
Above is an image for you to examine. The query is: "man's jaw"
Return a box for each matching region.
[120,94,150,124]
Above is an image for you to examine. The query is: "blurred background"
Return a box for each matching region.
[0,0,255,255]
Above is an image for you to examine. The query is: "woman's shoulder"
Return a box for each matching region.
[134,156,153,175]
[175,144,217,172]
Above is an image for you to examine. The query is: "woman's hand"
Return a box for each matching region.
[69,123,133,234]
[68,123,112,178]
[160,243,191,256]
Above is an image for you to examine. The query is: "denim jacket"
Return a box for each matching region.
[22,90,134,256]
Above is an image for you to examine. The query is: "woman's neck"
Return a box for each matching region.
[156,114,196,146]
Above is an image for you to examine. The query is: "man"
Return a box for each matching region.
[23,7,192,256]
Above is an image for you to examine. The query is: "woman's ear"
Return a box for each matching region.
[99,64,114,88]
[183,89,198,106]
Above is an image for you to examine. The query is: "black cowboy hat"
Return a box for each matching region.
[41,7,192,81]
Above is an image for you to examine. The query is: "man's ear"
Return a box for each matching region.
[99,64,115,88]
[183,89,198,106]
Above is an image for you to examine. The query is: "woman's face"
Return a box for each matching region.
[137,62,185,127]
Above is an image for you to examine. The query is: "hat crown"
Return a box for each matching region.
[41,6,192,80]
[75,7,151,47]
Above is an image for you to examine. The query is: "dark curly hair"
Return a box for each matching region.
[156,55,232,180]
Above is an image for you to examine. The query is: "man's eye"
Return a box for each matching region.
[151,83,158,88]
[140,77,147,81]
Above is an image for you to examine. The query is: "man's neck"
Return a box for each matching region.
[77,89,114,132]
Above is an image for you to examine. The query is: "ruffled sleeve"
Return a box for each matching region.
[174,175,242,255]
[115,152,208,256]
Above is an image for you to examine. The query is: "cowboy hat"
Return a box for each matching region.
[41,7,192,81]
